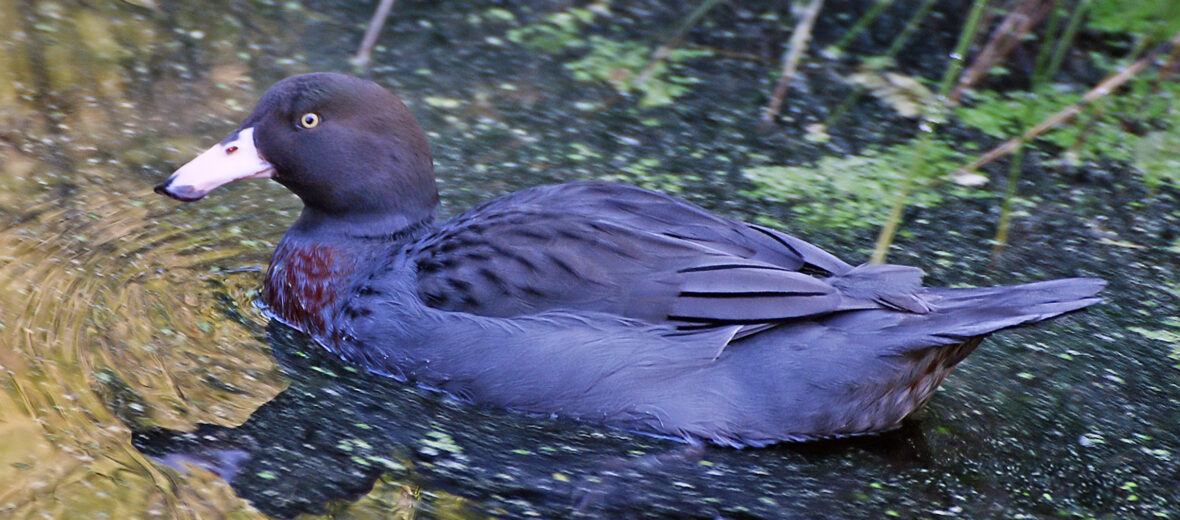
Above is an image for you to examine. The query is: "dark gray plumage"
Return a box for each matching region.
[156,73,1106,446]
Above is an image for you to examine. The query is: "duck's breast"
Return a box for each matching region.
[264,241,358,336]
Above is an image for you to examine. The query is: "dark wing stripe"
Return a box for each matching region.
[677,263,796,274]
[487,243,538,272]
[749,224,803,259]
[669,315,795,325]
[678,266,834,294]
[665,328,715,336]
[671,262,842,322]
[671,293,842,322]
[748,224,853,276]
[678,290,829,298]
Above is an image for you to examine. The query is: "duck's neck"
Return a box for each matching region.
[289,204,437,239]
[263,207,436,337]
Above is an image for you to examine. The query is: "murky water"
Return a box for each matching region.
[1,0,1177,518]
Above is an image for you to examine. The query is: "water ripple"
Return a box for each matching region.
[0,181,291,518]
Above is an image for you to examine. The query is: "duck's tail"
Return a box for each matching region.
[811,276,1105,359]
[782,277,1103,441]
[910,277,1106,343]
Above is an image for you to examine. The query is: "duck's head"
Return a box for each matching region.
[156,73,439,233]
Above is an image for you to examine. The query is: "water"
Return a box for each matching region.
[1,0,1177,518]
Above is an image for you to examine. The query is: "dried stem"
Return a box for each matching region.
[948,0,1058,105]
[823,0,938,127]
[870,0,990,263]
[352,0,398,67]
[992,2,1077,258]
[821,0,939,126]
[954,30,1180,177]
[991,144,1026,258]
[760,0,825,126]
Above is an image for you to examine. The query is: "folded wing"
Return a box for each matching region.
[408,182,924,342]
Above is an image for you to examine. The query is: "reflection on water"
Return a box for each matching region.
[135,322,941,519]
[0,0,1177,518]
[0,0,301,516]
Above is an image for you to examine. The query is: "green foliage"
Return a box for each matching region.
[484,8,517,23]
[956,90,1061,139]
[600,156,700,194]
[566,37,707,107]
[956,78,1180,187]
[954,88,1128,160]
[1134,129,1180,190]
[506,4,605,52]
[1087,0,1180,42]
[506,3,707,107]
[743,140,970,231]
[1130,325,1180,345]
[1132,81,1180,189]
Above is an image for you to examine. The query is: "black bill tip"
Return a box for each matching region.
[154,180,205,202]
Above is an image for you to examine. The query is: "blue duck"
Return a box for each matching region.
[156,73,1104,447]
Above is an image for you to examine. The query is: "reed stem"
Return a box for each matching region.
[871,0,989,263]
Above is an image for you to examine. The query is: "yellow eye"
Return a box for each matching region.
[298,113,321,129]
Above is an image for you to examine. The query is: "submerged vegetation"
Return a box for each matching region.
[507,2,710,107]
[743,138,972,231]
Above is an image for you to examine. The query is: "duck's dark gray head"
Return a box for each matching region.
[155,73,439,233]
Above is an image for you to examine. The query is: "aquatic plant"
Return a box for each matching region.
[506,2,711,107]
[506,3,606,52]
[764,0,1180,259]
[565,37,708,108]
[867,0,989,263]
[743,140,970,232]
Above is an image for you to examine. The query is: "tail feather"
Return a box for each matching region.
[927,295,1103,342]
[822,277,1105,354]
[924,277,1106,310]
[714,277,1104,442]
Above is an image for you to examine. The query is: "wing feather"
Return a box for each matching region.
[408,182,920,344]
